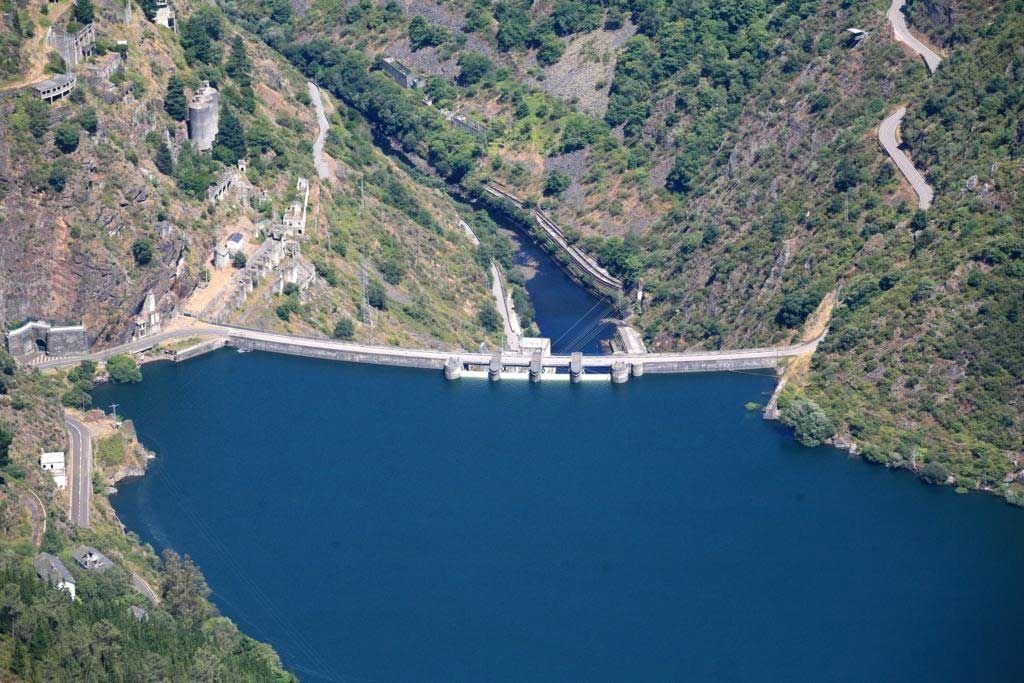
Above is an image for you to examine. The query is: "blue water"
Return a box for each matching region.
[98,352,1024,682]
[508,232,616,354]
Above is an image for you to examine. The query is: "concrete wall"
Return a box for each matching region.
[7,322,88,357]
[229,337,447,370]
[642,357,780,373]
[174,338,226,362]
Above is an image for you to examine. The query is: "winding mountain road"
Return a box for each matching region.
[878,107,934,210]
[308,82,331,181]
[887,0,942,74]
[65,414,92,528]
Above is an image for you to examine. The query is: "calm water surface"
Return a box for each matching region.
[98,352,1024,682]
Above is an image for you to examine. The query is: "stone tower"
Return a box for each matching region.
[187,81,219,152]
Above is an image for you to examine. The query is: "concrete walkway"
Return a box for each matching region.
[886,0,942,74]
[308,82,331,181]
[879,106,934,210]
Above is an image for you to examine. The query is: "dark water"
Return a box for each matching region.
[98,352,1024,682]
[505,231,616,354]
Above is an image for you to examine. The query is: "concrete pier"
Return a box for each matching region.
[570,352,583,383]
[611,361,630,384]
[444,357,462,381]
[489,351,502,382]
[529,351,543,383]
[631,361,645,378]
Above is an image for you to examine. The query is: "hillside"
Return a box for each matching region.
[0,0,500,351]
[217,0,1023,501]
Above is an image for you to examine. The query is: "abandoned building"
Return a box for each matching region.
[73,546,114,572]
[154,0,176,30]
[187,81,219,152]
[81,52,122,84]
[213,245,230,269]
[381,57,425,89]
[46,22,95,69]
[32,73,77,103]
[35,553,76,600]
[280,177,310,236]
[40,451,67,490]
[7,321,89,357]
[133,291,162,338]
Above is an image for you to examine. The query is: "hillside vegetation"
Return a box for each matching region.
[217,0,1023,501]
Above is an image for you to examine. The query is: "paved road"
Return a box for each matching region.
[308,81,331,181]
[131,572,160,605]
[879,107,934,210]
[887,0,942,74]
[65,414,92,528]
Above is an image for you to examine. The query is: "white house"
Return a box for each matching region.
[40,451,67,490]
[34,553,76,600]
[225,232,246,254]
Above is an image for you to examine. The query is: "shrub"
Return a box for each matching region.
[54,123,79,153]
[543,170,571,196]
[332,317,355,340]
[457,52,493,85]
[132,239,153,266]
[106,354,142,383]
[232,250,247,268]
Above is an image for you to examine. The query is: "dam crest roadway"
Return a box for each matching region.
[29,319,825,385]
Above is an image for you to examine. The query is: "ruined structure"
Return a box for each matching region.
[6,321,88,357]
[280,178,310,236]
[187,81,219,152]
[46,22,95,69]
[154,0,177,30]
[381,57,424,89]
[32,73,76,103]
[40,451,67,489]
[81,52,122,84]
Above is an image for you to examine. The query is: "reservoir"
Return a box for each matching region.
[97,352,1024,682]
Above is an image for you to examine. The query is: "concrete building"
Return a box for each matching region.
[281,178,310,236]
[7,321,88,358]
[40,451,67,490]
[213,245,230,269]
[226,232,245,254]
[32,73,76,103]
[187,81,219,152]
[34,553,76,600]
[154,0,177,30]
[73,546,114,572]
[46,23,95,69]
[381,57,424,89]
[81,53,123,84]
[519,337,552,357]
[133,291,162,338]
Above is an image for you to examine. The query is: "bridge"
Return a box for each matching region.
[30,321,823,384]
[482,182,625,297]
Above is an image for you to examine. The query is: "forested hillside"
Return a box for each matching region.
[217,0,1022,501]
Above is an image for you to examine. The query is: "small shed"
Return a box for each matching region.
[73,546,114,572]
[225,233,245,254]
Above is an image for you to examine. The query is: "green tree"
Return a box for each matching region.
[132,238,153,265]
[0,424,12,467]
[457,52,493,86]
[231,250,247,268]
[106,354,142,383]
[213,107,246,164]
[139,0,157,20]
[164,75,187,121]
[781,397,835,447]
[154,141,174,175]
[160,550,212,627]
[76,107,98,134]
[367,279,387,310]
[73,0,95,24]
[332,317,355,340]
[543,170,571,196]
[225,35,251,86]
[54,123,79,153]
[477,303,501,332]
[920,461,950,485]
[536,33,565,66]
